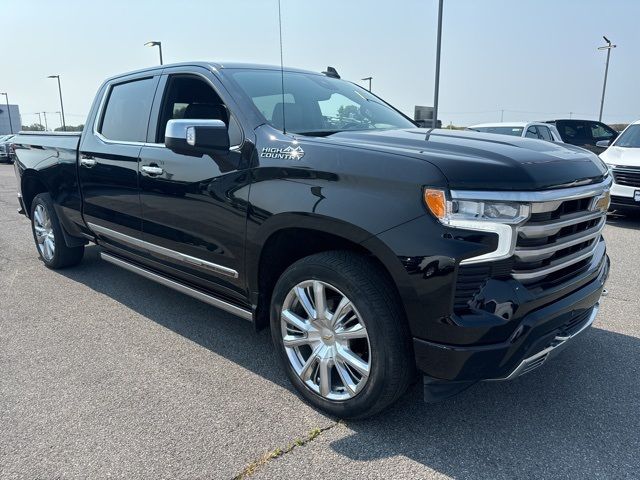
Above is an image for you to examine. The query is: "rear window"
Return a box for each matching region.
[99,77,156,142]
[471,126,523,136]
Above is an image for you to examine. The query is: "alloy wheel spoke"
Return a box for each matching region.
[282,309,312,334]
[34,207,43,227]
[318,356,332,397]
[330,296,352,328]
[335,358,357,394]
[294,286,316,320]
[335,323,368,341]
[313,281,326,321]
[337,346,370,377]
[300,346,321,380]
[283,334,312,348]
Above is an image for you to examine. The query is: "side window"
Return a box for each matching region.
[157,75,243,146]
[537,125,553,141]
[591,122,615,141]
[99,77,156,142]
[525,126,539,139]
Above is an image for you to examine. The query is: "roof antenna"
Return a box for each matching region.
[277,0,286,134]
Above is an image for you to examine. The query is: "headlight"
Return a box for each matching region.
[424,189,531,264]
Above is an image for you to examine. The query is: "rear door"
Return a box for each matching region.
[136,66,251,301]
[79,74,160,253]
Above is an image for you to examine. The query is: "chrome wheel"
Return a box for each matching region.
[34,204,55,262]
[280,280,371,401]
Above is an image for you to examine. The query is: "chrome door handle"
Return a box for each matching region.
[80,157,97,168]
[141,165,164,175]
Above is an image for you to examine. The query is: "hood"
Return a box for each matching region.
[322,128,608,191]
[600,146,640,168]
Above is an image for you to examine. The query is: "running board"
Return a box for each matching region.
[100,252,253,322]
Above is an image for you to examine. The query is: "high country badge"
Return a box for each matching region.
[260,145,305,160]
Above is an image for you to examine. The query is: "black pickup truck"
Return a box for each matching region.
[12,62,610,418]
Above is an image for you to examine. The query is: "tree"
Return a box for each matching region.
[21,123,45,131]
[54,124,84,132]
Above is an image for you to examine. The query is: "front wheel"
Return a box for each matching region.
[30,193,84,269]
[270,251,413,419]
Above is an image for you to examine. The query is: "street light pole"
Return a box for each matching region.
[47,75,67,131]
[598,36,616,123]
[43,112,49,131]
[361,77,373,92]
[144,41,163,65]
[432,0,444,129]
[0,93,13,134]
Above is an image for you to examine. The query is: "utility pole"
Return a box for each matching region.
[432,0,443,129]
[500,109,504,122]
[43,112,49,131]
[0,93,13,133]
[598,36,616,122]
[37,112,43,127]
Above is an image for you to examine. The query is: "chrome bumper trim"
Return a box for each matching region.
[491,302,599,381]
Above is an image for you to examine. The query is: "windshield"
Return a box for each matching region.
[228,69,415,135]
[470,126,524,136]
[614,124,640,148]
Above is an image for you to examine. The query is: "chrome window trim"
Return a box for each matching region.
[88,223,238,279]
[450,176,612,202]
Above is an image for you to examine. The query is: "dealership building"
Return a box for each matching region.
[0,104,21,135]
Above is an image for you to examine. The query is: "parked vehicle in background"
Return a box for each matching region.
[468,122,563,143]
[598,120,640,212]
[545,119,618,154]
[10,62,610,418]
[0,134,15,163]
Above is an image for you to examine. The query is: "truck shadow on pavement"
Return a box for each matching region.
[607,211,640,230]
[60,246,639,479]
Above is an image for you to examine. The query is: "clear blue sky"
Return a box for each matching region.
[3,0,639,129]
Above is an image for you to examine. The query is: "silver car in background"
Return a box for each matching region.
[468,122,563,143]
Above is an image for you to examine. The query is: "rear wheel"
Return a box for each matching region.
[270,251,413,419]
[30,193,84,269]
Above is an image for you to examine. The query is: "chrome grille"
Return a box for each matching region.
[512,190,608,285]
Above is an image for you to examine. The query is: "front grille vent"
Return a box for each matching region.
[612,167,640,188]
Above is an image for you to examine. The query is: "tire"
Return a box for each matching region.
[270,251,414,419]
[30,193,84,269]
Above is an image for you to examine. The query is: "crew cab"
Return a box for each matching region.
[12,62,610,418]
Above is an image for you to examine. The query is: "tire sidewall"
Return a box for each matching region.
[270,258,396,418]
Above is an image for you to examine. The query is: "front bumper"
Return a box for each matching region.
[610,182,640,209]
[414,254,609,383]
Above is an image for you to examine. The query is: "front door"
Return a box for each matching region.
[137,69,251,302]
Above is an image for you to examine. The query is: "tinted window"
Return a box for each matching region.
[470,126,523,136]
[229,69,414,135]
[537,125,553,141]
[590,122,615,141]
[100,78,156,142]
[157,75,242,146]
[559,121,589,141]
[525,126,539,139]
[614,125,640,148]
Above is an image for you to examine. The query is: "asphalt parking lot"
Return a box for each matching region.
[0,163,638,479]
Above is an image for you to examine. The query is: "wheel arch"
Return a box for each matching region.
[248,213,418,330]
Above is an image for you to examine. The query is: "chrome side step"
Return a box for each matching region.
[100,252,253,322]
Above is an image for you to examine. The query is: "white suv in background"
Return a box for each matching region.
[468,122,564,143]
[598,120,640,212]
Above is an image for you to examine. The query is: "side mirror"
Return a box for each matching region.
[165,119,230,155]
[595,140,610,148]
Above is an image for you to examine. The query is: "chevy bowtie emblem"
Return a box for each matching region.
[261,145,305,160]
